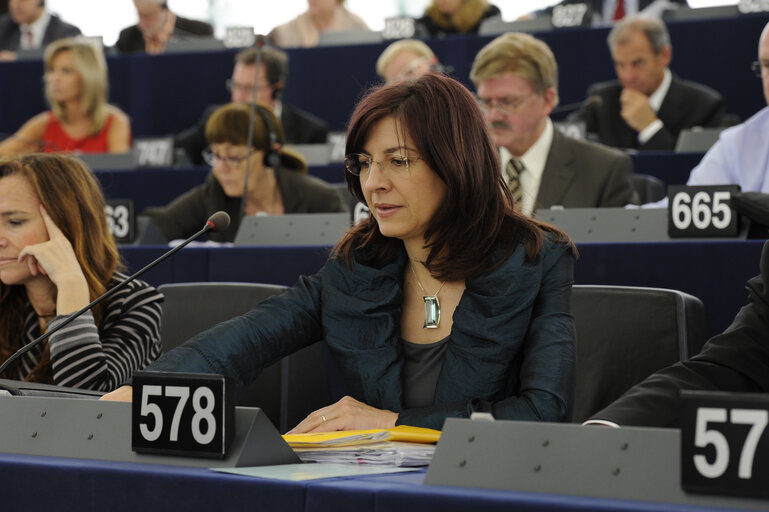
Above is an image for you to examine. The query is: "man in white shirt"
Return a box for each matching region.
[470,32,638,215]
[570,15,725,150]
[0,0,81,61]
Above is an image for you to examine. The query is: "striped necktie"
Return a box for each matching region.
[505,157,525,205]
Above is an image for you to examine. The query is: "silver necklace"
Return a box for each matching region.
[409,264,446,329]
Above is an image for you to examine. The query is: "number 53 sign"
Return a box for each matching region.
[681,391,769,498]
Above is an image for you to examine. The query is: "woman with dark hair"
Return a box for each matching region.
[103,74,576,432]
[415,0,501,37]
[0,154,162,390]
[144,101,346,243]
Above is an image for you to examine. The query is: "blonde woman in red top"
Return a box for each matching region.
[0,37,130,155]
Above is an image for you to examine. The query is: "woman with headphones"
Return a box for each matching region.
[143,102,347,243]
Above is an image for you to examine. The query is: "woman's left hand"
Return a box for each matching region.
[287,395,398,434]
[18,205,89,313]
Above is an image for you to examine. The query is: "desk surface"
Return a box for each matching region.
[0,452,749,512]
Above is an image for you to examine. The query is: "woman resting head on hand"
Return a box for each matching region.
[102,73,576,433]
[0,37,131,156]
[0,154,162,390]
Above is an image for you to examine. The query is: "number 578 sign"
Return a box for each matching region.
[681,391,769,498]
[131,371,234,458]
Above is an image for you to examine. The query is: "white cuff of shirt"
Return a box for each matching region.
[582,419,621,428]
[637,118,664,145]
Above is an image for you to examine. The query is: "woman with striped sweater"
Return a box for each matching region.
[0,154,162,391]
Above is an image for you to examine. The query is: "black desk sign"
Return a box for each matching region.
[132,371,235,459]
[738,0,769,14]
[668,185,740,237]
[551,3,591,28]
[681,390,769,498]
[105,199,135,244]
[134,137,174,167]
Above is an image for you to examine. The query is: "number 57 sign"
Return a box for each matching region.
[681,391,769,498]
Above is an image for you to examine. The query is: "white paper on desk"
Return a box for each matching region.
[211,463,420,481]
[293,441,435,467]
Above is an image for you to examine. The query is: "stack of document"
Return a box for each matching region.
[282,425,440,467]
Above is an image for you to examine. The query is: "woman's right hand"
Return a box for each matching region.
[100,385,133,401]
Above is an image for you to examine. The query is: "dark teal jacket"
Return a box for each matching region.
[146,234,576,429]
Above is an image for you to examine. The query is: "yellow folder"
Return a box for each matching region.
[282,425,441,448]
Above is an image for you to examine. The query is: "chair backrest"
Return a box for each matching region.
[157,282,287,426]
[632,173,666,204]
[571,284,708,423]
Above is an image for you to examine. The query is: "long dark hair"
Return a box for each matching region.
[333,73,570,280]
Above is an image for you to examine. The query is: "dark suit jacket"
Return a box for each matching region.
[532,128,638,209]
[0,13,81,51]
[591,241,769,428]
[543,0,688,19]
[174,102,329,165]
[570,75,725,151]
[115,14,213,54]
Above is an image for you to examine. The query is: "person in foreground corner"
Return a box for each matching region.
[0,154,163,391]
[102,73,577,433]
[588,240,769,428]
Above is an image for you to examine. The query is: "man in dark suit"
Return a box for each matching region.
[175,45,329,165]
[470,32,638,216]
[570,15,725,151]
[0,0,80,61]
[115,0,213,54]
[541,0,688,22]
[588,240,769,428]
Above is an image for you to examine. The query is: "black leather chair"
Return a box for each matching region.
[632,173,666,204]
[571,284,708,423]
[157,282,287,427]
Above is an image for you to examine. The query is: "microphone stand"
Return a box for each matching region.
[239,39,265,221]
[0,220,218,378]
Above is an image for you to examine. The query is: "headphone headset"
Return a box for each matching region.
[253,104,281,169]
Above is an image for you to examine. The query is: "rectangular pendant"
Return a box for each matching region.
[423,295,440,329]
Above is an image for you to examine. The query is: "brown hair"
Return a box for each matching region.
[334,73,570,281]
[0,154,121,382]
[424,0,492,34]
[204,102,307,172]
[470,32,560,106]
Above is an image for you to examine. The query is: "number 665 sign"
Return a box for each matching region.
[681,391,769,498]
[668,185,740,237]
[131,371,235,458]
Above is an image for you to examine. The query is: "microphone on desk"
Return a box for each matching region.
[550,95,602,115]
[0,211,231,380]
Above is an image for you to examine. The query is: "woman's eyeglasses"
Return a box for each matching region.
[201,148,250,167]
[344,153,420,177]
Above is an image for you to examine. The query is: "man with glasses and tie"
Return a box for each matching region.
[569,15,725,151]
[175,45,329,165]
[470,32,637,216]
[0,0,80,62]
